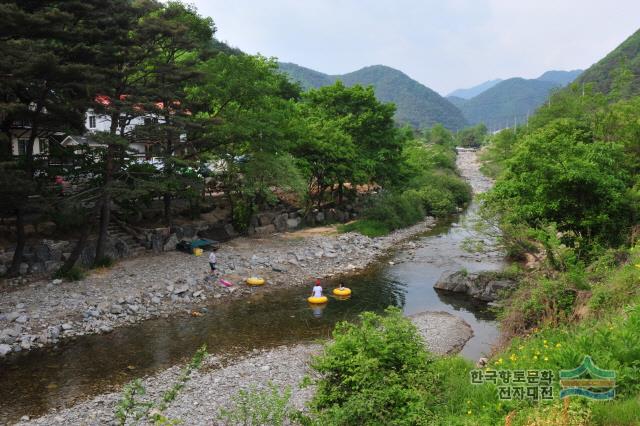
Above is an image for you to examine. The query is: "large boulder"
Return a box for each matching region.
[163,234,179,252]
[257,212,275,226]
[434,270,517,302]
[273,213,288,232]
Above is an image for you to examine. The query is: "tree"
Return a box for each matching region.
[186,53,303,231]
[303,82,402,187]
[0,0,118,275]
[294,107,355,207]
[91,0,164,264]
[486,118,634,247]
[136,1,215,227]
[456,123,488,148]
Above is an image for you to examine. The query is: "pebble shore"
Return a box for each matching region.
[17,311,472,425]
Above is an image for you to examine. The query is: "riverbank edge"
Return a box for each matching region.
[16,311,474,425]
[0,216,439,359]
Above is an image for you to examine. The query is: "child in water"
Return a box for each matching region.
[311,278,323,298]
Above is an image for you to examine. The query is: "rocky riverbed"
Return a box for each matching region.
[16,311,472,425]
[0,218,437,358]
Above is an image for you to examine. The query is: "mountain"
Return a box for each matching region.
[278,62,333,90]
[446,95,468,109]
[458,78,560,129]
[278,63,467,130]
[447,79,503,99]
[575,28,640,96]
[537,70,583,86]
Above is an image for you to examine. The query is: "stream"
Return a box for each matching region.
[0,150,504,423]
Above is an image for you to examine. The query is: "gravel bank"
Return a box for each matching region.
[0,216,437,357]
[18,311,472,425]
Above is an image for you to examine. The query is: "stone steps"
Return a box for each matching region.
[107,224,148,257]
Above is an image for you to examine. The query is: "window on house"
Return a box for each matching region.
[17,138,28,156]
[89,116,96,128]
[38,138,48,154]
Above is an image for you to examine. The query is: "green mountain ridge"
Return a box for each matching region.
[456,78,561,129]
[575,28,640,95]
[278,62,468,130]
[536,69,583,86]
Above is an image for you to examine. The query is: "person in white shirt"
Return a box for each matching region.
[208,249,217,274]
[311,278,323,298]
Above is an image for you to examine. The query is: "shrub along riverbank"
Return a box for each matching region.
[340,125,472,237]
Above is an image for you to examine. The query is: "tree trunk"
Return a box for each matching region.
[7,207,26,277]
[163,126,173,227]
[94,112,120,264]
[59,219,91,275]
[163,193,172,227]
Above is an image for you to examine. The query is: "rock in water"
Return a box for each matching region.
[434,270,516,302]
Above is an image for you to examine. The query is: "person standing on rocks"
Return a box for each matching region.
[208,248,218,275]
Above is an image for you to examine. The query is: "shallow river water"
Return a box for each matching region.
[0,151,504,423]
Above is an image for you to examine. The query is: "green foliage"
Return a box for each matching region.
[337,220,391,238]
[341,132,472,237]
[218,383,294,426]
[278,63,468,130]
[309,307,441,425]
[485,117,635,249]
[92,256,115,269]
[115,379,151,426]
[361,191,426,232]
[53,266,86,282]
[575,28,640,97]
[590,396,640,425]
[455,123,488,148]
[114,345,208,425]
[479,129,518,178]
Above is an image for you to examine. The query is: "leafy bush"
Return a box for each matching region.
[93,256,114,269]
[54,266,86,282]
[361,191,425,231]
[309,307,441,425]
[218,383,293,426]
[337,219,390,238]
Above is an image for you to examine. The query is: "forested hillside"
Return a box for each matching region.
[575,28,640,95]
[278,63,468,130]
[277,62,333,90]
[457,77,560,129]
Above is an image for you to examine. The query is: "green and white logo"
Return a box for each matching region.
[559,356,616,400]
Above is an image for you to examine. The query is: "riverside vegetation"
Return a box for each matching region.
[4,1,640,425]
[162,34,640,425]
[0,0,471,281]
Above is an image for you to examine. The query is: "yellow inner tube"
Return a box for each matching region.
[308,296,328,304]
[333,288,352,296]
[246,277,265,286]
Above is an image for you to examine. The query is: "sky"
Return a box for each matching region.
[190,0,640,95]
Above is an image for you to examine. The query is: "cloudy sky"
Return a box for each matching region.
[191,1,640,95]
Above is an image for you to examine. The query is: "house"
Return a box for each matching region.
[10,95,185,161]
[8,120,55,157]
